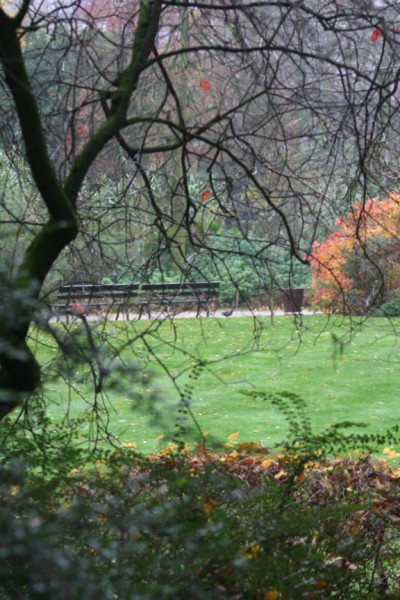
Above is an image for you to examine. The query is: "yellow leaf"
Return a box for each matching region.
[347,525,360,537]
[121,442,137,448]
[274,470,287,480]
[242,543,261,559]
[315,579,329,590]
[157,444,178,456]
[225,450,239,464]
[383,447,400,460]
[228,432,239,440]
[264,590,280,600]
[9,486,20,497]
[237,442,259,451]
[203,497,218,514]
[261,458,274,469]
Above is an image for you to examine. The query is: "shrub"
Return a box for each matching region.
[374,297,400,317]
[310,194,400,314]
[189,232,310,306]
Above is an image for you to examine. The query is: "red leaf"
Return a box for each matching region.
[72,302,85,316]
[199,79,211,91]
[76,125,85,136]
[371,28,382,43]
[200,190,211,202]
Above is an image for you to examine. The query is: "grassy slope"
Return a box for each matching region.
[39,314,400,456]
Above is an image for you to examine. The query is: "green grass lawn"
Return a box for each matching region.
[38,314,400,458]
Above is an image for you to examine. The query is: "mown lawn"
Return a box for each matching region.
[38,314,400,457]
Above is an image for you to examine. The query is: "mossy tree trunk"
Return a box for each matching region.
[0,0,161,417]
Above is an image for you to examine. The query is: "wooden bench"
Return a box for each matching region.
[52,281,220,319]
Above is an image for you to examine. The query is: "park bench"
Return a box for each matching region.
[52,281,220,319]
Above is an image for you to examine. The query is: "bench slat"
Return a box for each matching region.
[53,281,219,317]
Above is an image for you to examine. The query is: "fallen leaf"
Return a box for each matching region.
[121,442,137,448]
[240,457,255,465]
[237,442,260,451]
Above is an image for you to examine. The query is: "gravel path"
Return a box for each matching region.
[48,307,319,323]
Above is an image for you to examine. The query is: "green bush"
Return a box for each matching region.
[374,297,400,317]
[188,232,310,306]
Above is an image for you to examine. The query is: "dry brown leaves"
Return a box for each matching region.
[149,442,400,519]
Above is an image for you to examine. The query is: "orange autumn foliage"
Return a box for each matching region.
[310,193,400,313]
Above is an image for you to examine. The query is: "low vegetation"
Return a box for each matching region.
[1,389,400,598]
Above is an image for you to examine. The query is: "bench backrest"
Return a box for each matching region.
[57,281,220,302]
